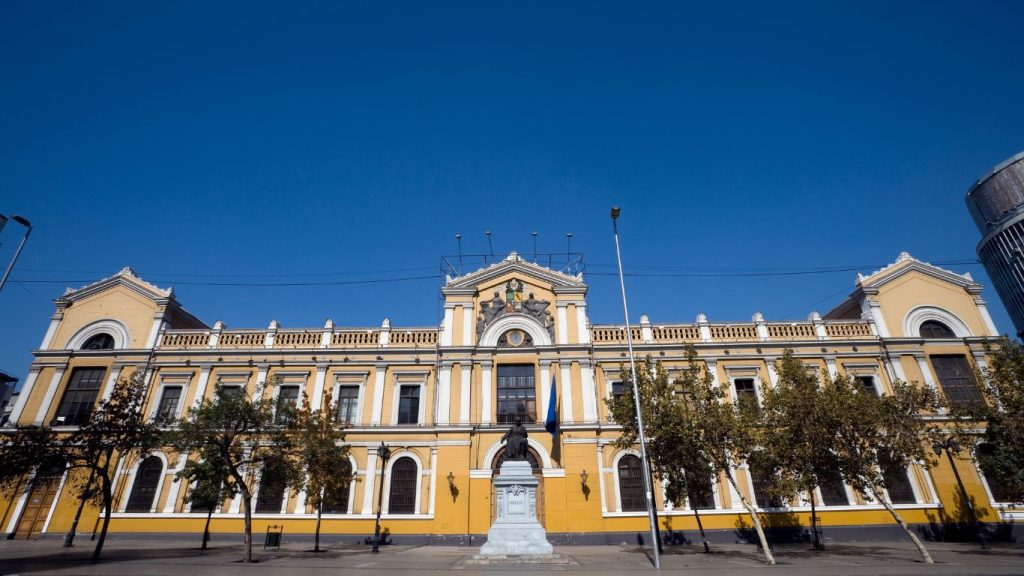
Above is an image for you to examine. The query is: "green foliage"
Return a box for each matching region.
[973,339,1024,505]
[292,387,352,513]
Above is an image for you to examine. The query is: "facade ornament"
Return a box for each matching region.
[476,280,554,338]
[500,418,529,460]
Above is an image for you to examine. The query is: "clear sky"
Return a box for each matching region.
[2,1,1023,385]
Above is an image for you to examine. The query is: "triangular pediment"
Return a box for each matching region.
[443,252,586,294]
[58,267,174,304]
[855,252,980,292]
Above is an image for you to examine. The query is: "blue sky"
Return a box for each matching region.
[2,1,1023,385]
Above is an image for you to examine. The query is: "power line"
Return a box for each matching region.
[12,274,442,287]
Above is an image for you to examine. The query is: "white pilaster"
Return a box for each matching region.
[253,366,269,400]
[362,453,378,514]
[765,359,779,388]
[370,365,386,425]
[311,365,327,410]
[191,366,211,410]
[6,367,39,425]
[576,303,590,344]
[596,444,607,513]
[162,453,189,513]
[825,357,838,380]
[540,364,552,421]
[861,296,891,338]
[145,312,168,349]
[34,367,66,425]
[974,298,1000,337]
[480,362,492,424]
[556,303,569,345]
[560,363,574,423]
[39,313,63,350]
[294,485,307,513]
[459,364,471,424]
[436,364,452,425]
[100,365,123,402]
[462,305,474,346]
[580,361,597,422]
[915,355,940,395]
[441,305,455,347]
[888,355,909,383]
[428,448,438,515]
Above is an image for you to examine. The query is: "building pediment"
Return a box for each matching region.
[443,252,586,295]
[57,267,174,305]
[855,252,981,293]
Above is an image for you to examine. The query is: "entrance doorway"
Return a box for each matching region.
[491,447,544,526]
[13,461,65,539]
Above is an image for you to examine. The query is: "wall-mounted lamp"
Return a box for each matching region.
[447,471,459,501]
[580,469,590,500]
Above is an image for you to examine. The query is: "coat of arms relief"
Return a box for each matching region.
[476,279,555,340]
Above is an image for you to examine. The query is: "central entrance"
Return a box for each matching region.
[491,447,544,526]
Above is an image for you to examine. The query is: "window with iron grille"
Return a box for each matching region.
[618,454,646,512]
[336,385,360,425]
[188,478,222,513]
[155,386,182,423]
[818,467,850,506]
[879,456,916,504]
[611,380,625,400]
[322,460,353,513]
[920,320,955,339]
[855,375,878,395]
[978,446,1015,503]
[255,465,287,513]
[497,364,536,424]
[215,384,243,400]
[749,461,784,508]
[275,385,300,424]
[397,385,420,425]
[125,456,163,512]
[53,367,106,425]
[82,333,115,350]
[687,473,716,510]
[931,355,982,408]
[733,378,758,411]
[388,457,418,514]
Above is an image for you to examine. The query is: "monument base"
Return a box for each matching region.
[479,460,554,556]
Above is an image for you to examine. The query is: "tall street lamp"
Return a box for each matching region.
[933,438,989,549]
[0,215,32,293]
[372,442,392,553]
[611,206,661,570]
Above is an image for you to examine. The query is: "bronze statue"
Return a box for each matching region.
[501,418,529,460]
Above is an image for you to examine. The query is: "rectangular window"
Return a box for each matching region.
[855,375,878,395]
[496,364,536,424]
[879,456,917,504]
[53,367,106,425]
[931,355,982,408]
[216,384,243,400]
[611,381,625,400]
[155,386,182,423]
[275,385,300,424]
[818,467,850,506]
[749,460,783,508]
[733,378,758,411]
[397,385,420,425]
[336,385,360,425]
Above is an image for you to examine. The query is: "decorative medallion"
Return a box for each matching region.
[477,278,555,339]
[498,328,533,348]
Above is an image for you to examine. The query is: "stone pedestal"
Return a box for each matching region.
[479,460,553,556]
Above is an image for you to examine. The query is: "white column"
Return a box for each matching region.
[428,448,438,515]
[162,453,189,513]
[580,361,597,422]
[294,483,307,514]
[540,363,552,422]
[764,359,779,388]
[705,360,719,387]
[39,313,63,350]
[480,362,492,424]
[145,312,167,349]
[915,356,941,399]
[974,298,1000,337]
[576,303,590,344]
[728,466,745,510]
[362,452,378,514]
[370,365,387,425]
[34,366,66,425]
[4,489,30,534]
[459,364,471,424]
[436,363,452,425]
[888,355,909,383]
[560,363,574,423]
[556,303,569,345]
[191,366,211,410]
[596,445,607,513]
[229,492,242,514]
[861,296,891,337]
[253,366,269,400]
[100,365,123,402]
[462,306,474,346]
[7,367,39,425]
[311,365,327,410]
[441,305,455,346]
[825,358,838,380]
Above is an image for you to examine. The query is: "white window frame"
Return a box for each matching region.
[332,371,368,426]
[271,374,306,422]
[611,449,644,513]
[844,363,884,396]
[120,452,169,513]
[391,372,428,426]
[383,452,424,516]
[724,366,762,408]
[210,371,251,399]
[150,374,191,422]
[322,454,359,515]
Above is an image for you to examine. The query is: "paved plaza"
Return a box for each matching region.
[1,537,1022,576]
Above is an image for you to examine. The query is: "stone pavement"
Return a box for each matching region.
[0,537,1022,575]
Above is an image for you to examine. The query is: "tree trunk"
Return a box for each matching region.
[242,491,253,563]
[875,488,933,564]
[810,494,822,550]
[725,469,775,564]
[91,473,112,561]
[692,505,711,553]
[202,508,213,550]
[314,501,322,552]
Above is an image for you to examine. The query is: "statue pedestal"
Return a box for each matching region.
[480,460,554,556]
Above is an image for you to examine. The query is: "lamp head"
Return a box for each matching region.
[610,207,621,220]
[11,215,30,228]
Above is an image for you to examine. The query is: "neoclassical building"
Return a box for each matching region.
[2,251,1018,543]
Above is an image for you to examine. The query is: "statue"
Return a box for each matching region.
[501,418,529,460]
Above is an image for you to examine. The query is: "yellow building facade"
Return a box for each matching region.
[2,251,1019,544]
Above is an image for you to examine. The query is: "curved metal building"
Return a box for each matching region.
[966,151,1024,336]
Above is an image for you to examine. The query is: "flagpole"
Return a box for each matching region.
[610,206,661,569]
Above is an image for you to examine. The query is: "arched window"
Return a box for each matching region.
[322,460,353,514]
[618,454,646,512]
[492,447,541,473]
[125,456,163,512]
[919,320,955,339]
[388,457,418,514]
[82,333,115,350]
[255,462,288,513]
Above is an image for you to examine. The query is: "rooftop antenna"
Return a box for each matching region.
[532,232,538,262]
[485,230,494,263]
[566,232,573,269]
[455,234,463,274]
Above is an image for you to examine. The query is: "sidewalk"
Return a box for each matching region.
[1,537,1021,575]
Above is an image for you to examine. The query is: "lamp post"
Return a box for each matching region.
[611,206,661,569]
[932,439,989,549]
[0,215,32,293]
[371,442,392,553]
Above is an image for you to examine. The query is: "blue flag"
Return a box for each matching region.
[544,375,558,436]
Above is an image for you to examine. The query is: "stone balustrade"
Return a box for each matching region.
[590,320,875,344]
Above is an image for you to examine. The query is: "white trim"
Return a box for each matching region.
[459,364,471,424]
[162,453,189,513]
[478,314,553,348]
[370,367,386,425]
[99,365,123,402]
[121,453,169,513]
[611,449,642,513]
[39,315,61,350]
[481,437,553,470]
[557,304,569,345]
[383,452,424,515]
[540,363,553,422]
[480,363,492,424]
[150,374,191,421]
[596,444,607,514]
[333,377,367,426]
[580,361,597,422]
[65,319,132,350]
[362,452,377,514]
[903,306,973,338]
[40,467,69,534]
[436,365,451,425]
[6,367,38,425]
[576,303,590,344]
[190,366,212,411]
[441,305,454,347]
[428,448,438,515]
[311,366,327,410]
[392,380,426,425]
[33,367,67,425]
[560,363,574,423]
[462,305,474,346]
[4,484,30,535]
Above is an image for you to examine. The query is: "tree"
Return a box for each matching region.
[0,371,160,560]
[973,339,1024,505]
[828,374,943,563]
[176,451,236,550]
[607,348,774,563]
[168,378,299,563]
[292,387,352,552]
[758,350,844,549]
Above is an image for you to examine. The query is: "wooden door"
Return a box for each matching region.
[14,472,62,539]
